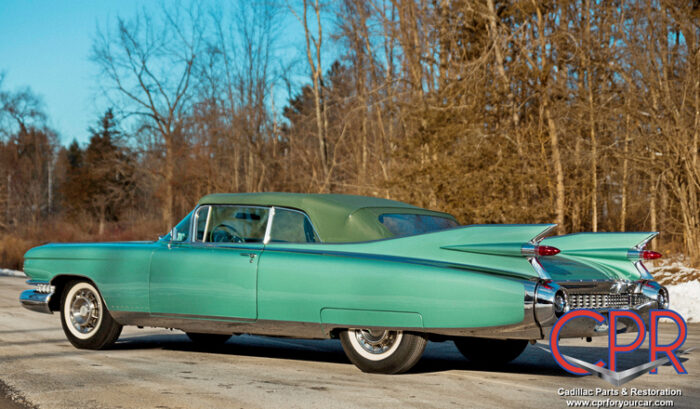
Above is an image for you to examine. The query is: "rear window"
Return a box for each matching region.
[378,213,459,237]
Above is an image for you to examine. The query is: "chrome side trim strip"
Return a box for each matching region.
[150,312,256,323]
[262,246,535,280]
[111,312,328,339]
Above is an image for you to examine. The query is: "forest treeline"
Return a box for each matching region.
[1,0,699,269]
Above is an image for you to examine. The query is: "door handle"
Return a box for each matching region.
[240,253,257,263]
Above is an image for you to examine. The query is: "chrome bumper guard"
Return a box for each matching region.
[19,280,54,314]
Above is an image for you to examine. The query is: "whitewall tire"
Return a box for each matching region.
[60,280,122,349]
[339,329,427,374]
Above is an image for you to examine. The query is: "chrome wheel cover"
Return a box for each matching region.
[348,329,403,361]
[69,288,101,335]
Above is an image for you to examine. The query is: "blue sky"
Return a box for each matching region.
[0,1,160,144]
[0,1,333,145]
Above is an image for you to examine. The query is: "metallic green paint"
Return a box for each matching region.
[149,243,261,319]
[257,247,525,328]
[21,194,660,338]
[24,242,157,312]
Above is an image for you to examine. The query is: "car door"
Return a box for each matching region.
[149,205,270,320]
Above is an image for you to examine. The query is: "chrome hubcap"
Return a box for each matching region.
[69,289,100,334]
[354,329,399,354]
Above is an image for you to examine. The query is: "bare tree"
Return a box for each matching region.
[289,0,330,190]
[0,82,56,227]
[92,5,204,228]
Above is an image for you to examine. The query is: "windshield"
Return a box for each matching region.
[379,213,458,237]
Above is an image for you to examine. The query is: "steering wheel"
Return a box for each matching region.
[210,223,244,243]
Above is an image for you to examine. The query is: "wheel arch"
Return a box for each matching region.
[49,274,101,312]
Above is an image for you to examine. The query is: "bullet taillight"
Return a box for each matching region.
[641,250,662,260]
[536,245,560,256]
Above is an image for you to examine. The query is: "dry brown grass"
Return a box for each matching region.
[0,235,31,271]
[0,216,164,270]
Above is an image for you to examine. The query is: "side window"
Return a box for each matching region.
[269,208,319,243]
[202,205,269,244]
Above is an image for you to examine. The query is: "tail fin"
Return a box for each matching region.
[440,224,556,257]
[540,232,657,260]
[538,232,659,281]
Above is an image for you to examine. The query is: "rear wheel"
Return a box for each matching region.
[339,329,427,374]
[185,332,232,345]
[60,280,122,349]
[453,337,528,365]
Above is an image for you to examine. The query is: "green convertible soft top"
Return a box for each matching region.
[198,192,457,242]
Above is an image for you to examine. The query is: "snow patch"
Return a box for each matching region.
[648,258,700,321]
[650,260,699,286]
[667,281,700,323]
[0,269,25,277]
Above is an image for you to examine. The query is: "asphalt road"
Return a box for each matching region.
[1,275,698,409]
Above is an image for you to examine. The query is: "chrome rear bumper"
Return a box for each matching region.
[19,288,54,314]
[545,279,668,339]
[544,305,655,340]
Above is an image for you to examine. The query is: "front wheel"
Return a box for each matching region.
[453,337,528,365]
[339,329,427,374]
[60,280,122,349]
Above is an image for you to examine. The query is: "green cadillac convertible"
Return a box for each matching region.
[20,193,669,373]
